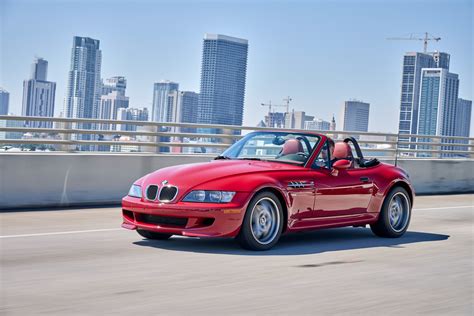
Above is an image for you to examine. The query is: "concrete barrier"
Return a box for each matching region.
[1,153,473,209]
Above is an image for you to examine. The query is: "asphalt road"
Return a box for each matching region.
[1,194,473,315]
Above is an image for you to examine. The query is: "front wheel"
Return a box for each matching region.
[137,229,172,240]
[370,187,411,238]
[237,191,284,250]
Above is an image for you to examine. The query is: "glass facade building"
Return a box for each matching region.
[0,88,9,115]
[198,34,248,127]
[418,69,459,137]
[398,52,450,139]
[342,101,370,132]
[151,81,179,122]
[22,58,56,128]
[455,98,472,137]
[64,36,102,120]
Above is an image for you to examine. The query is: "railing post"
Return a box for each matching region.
[434,136,442,158]
[470,139,474,159]
[58,120,75,152]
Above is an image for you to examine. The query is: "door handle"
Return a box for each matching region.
[360,176,371,183]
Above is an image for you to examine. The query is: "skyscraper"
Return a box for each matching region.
[99,76,129,129]
[264,112,286,128]
[179,91,199,124]
[64,36,102,120]
[417,69,459,137]
[341,100,370,132]
[454,98,472,155]
[455,98,472,137]
[398,52,450,138]
[0,88,9,115]
[31,57,48,81]
[151,81,179,122]
[102,76,127,96]
[116,107,149,131]
[285,111,314,129]
[22,58,56,128]
[198,34,248,127]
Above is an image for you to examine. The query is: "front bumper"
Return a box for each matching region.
[121,194,250,238]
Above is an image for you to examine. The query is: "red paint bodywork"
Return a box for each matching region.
[122,133,414,238]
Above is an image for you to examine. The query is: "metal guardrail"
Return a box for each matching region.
[1,115,473,158]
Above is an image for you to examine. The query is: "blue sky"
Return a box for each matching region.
[1,0,472,133]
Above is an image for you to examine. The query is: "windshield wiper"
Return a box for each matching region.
[214,155,232,160]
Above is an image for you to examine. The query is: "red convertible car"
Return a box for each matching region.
[122,131,414,250]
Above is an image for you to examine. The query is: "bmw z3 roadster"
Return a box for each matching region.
[122,131,414,250]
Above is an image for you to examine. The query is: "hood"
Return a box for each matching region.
[139,159,302,194]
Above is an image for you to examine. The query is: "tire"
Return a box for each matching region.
[237,191,284,250]
[370,186,411,238]
[137,229,172,240]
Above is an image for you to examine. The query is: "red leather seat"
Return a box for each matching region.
[281,139,304,155]
[333,142,354,167]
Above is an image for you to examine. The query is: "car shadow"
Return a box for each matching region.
[133,227,449,256]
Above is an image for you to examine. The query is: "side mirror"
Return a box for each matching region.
[333,159,351,170]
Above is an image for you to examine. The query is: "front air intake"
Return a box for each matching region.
[146,185,159,201]
[159,186,178,202]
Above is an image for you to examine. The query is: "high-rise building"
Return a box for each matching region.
[198,34,248,127]
[31,57,48,81]
[264,112,286,128]
[64,36,102,120]
[102,76,127,96]
[98,76,129,130]
[455,98,472,137]
[417,68,459,137]
[398,52,450,139]
[341,100,370,132]
[285,111,314,130]
[116,107,149,131]
[179,91,199,124]
[21,58,56,128]
[453,98,472,155]
[99,91,129,129]
[151,81,179,122]
[305,118,331,131]
[0,88,9,115]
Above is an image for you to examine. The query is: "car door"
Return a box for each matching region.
[312,167,374,217]
[290,140,374,229]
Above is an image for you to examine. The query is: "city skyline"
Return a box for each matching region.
[1,0,472,135]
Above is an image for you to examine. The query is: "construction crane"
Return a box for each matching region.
[261,99,290,113]
[387,32,441,53]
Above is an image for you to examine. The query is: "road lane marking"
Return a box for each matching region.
[0,228,122,239]
[414,205,473,211]
[0,205,472,239]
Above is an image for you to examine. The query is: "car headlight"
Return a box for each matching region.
[183,190,235,203]
[128,184,142,198]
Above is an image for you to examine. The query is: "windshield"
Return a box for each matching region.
[219,131,321,165]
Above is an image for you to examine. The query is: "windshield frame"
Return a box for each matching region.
[220,131,322,166]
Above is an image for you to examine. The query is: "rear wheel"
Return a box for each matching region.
[370,187,411,238]
[237,191,284,251]
[137,229,172,240]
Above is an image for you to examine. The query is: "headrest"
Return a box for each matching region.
[281,139,304,155]
[333,142,353,160]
